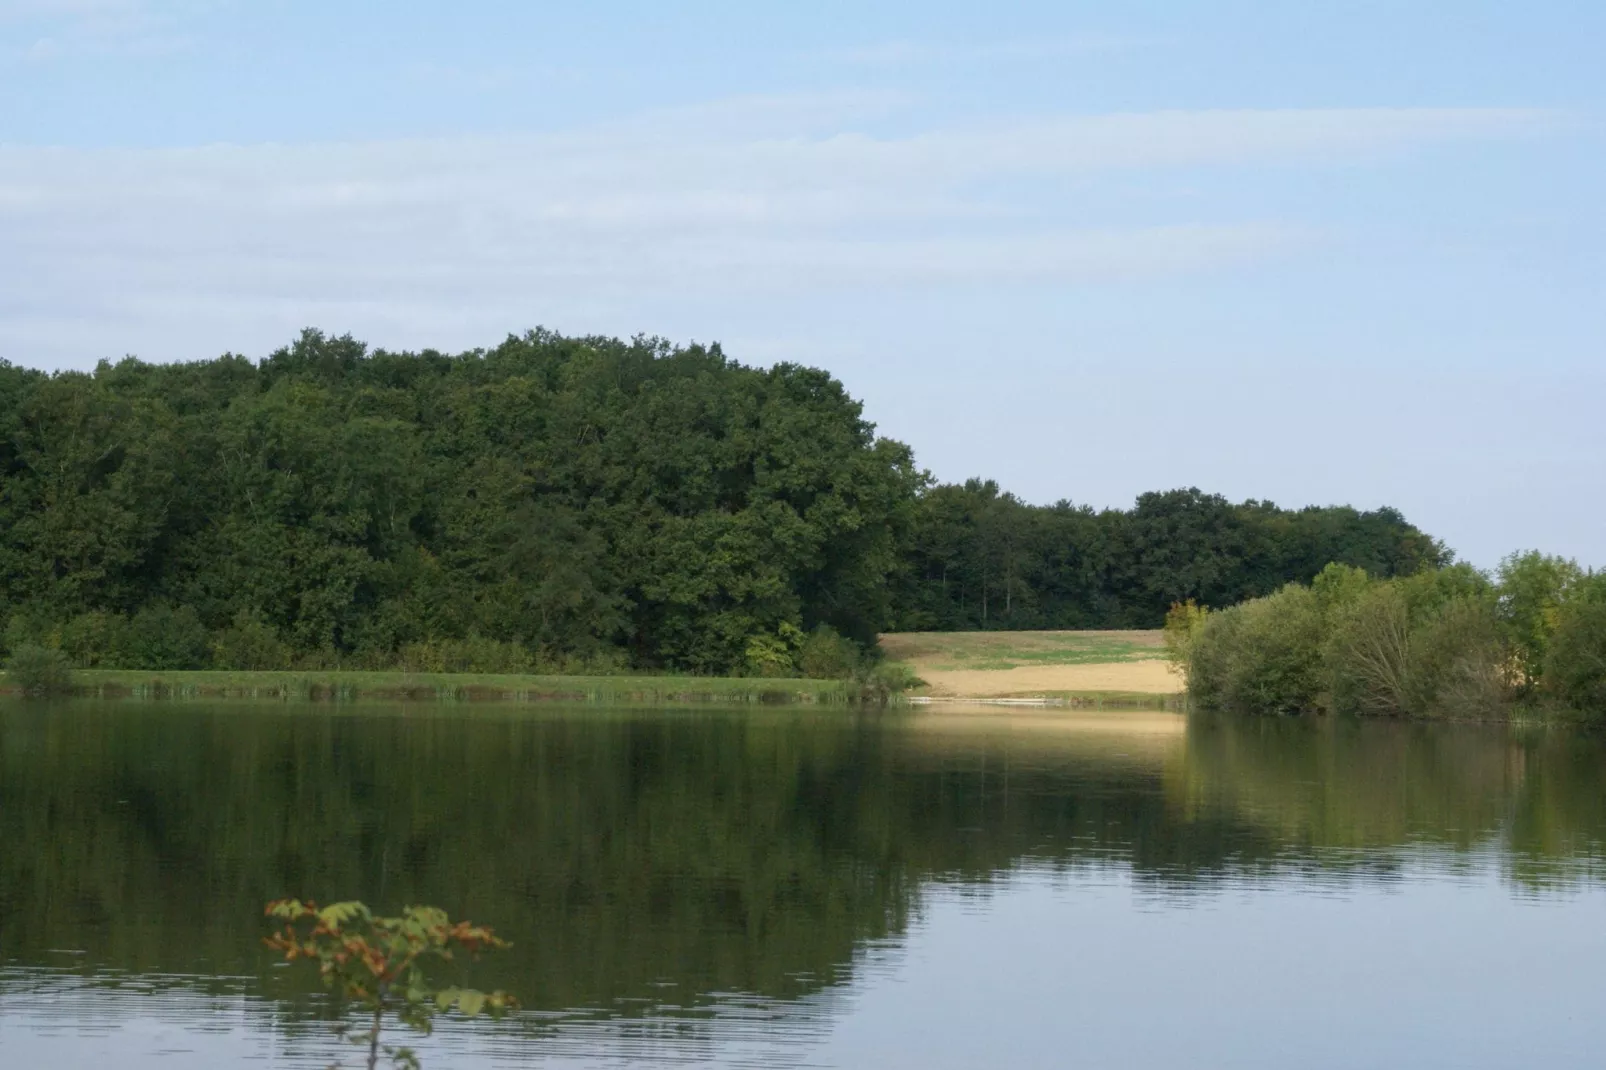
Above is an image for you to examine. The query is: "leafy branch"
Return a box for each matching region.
[265,899,516,1070]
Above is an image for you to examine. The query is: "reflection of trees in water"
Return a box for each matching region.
[1170,715,1606,886]
[1,704,1602,1015]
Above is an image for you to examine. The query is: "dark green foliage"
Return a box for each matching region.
[0,330,920,674]
[889,482,1446,631]
[122,604,212,670]
[1546,601,1606,718]
[211,610,292,671]
[4,643,74,695]
[0,330,1446,671]
[797,625,863,679]
[60,611,128,668]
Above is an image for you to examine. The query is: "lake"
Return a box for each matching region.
[2,701,1604,1068]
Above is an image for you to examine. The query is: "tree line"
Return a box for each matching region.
[0,329,1446,675]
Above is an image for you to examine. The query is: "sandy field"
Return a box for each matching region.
[914,660,1184,697]
[880,629,1184,698]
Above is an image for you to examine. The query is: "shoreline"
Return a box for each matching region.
[0,669,855,704]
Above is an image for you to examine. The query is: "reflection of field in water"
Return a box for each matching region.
[902,707,1186,766]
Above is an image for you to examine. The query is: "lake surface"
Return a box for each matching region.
[2,701,1604,1069]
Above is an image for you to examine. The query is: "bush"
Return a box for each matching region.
[1311,562,1374,619]
[122,603,212,670]
[855,661,925,704]
[1326,585,1412,715]
[1188,585,1324,714]
[5,643,75,696]
[4,609,57,658]
[1545,601,1606,717]
[1497,551,1583,691]
[1403,596,1508,718]
[60,611,129,668]
[212,610,293,670]
[798,625,862,679]
[396,636,537,674]
[743,624,803,678]
[1162,600,1208,676]
[1326,588,1507,718]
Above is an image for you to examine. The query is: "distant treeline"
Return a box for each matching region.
[0,330,1444,675]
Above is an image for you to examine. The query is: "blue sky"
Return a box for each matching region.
[2,1,1603,566]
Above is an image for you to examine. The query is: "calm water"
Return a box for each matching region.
[2,701,1604,1069]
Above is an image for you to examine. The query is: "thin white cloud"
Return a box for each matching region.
[0,0,201,59]
[0,101,1559,366]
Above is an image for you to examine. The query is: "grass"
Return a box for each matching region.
[879,630,1166,672]
[3,669,854,705]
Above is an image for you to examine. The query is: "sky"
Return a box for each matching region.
[2,1,1602,567]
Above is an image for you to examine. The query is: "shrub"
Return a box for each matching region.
[798,625,862,679]
[5,643,75,696]
[211,610,293,670]
[1162,600,1208,678]
[1545,601,1606,718]
[396,636,537,674]
[1188,584,1324,714]
[122,603,212,670]
[1327,587,1509,718]
[1398,562,1494,619]
[60,611,129,668]
[855,661,925,704]
[743,624,803,678]
[1326,584,1412,716]
[1497,551,1583,691]
[1311,562,1374,619]
[4,609,57,658]
[1404,596,1508,718]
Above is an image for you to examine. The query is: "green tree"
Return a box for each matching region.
[1497,551,1583,692]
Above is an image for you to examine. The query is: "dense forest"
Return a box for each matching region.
[0,329,1446,674]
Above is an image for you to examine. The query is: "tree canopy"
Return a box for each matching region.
[0,329,1446,673]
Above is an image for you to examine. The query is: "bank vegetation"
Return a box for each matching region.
[1165,552,1606,721]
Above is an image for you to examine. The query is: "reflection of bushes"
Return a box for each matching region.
[1178,558,1606,720]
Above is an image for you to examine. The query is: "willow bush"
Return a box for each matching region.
[1178,560,1603,720]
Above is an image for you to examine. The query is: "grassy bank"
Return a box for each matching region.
[1,668,855,704]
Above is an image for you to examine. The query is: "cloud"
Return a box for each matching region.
[0,100,1559,366]
[0,0,199,60]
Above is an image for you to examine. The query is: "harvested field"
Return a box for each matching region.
[879,630,1183,699]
